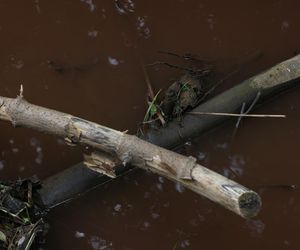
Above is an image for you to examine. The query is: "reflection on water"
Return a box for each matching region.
[30,137,44,165]
[245,219,265,238]
[88,235,113,250]
[223,154,245,179]
[175,182,185,193]
[81,0,96,12]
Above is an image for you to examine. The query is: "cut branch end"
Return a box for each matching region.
[238,191,262,218]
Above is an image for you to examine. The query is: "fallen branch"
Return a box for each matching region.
[34,54,300,214]
[0,95,261,218]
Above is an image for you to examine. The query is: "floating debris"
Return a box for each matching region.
[136,16,151,39]
[139,52,214,134]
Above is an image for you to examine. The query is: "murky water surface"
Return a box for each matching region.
[1,0,300,249]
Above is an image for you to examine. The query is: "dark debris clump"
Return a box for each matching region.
[0,177,48,250]
[139,52,216,135]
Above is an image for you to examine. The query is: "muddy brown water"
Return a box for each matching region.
[1,0,300,249]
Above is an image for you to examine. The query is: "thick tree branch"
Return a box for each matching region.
[0,96,261,218]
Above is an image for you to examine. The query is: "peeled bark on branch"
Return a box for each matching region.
[0,96,261,218]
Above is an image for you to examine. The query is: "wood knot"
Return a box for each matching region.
[65,120,82,145]
[177,156,197,180]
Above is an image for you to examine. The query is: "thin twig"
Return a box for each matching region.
[142,117,160,124]
[233,91,262,132]
[148,61,210,75]
[231,102,246,142]
[245,91,261,114]
[192,91,277,119]
[49,167,137,209]
[19,84,24,98]
[188,111,286,118]
[143,90,161,122]
[236,102,246,129]
[198,67,241,103]
[157,50,212,64]
[141,61,166,126]
[199,52,263,103]
[148,61,192,71]
[141,62,154,100]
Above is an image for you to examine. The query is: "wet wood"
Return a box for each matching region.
[0,95,261,218]
[37,162,127,208]
[21,54,300,218]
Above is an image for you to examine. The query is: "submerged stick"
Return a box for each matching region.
[0,96,261,218]
[38,162,132,208]
[144,54,300,147]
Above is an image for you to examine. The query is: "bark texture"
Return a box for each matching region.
[3,54,300,217]
[0,96,261,218]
